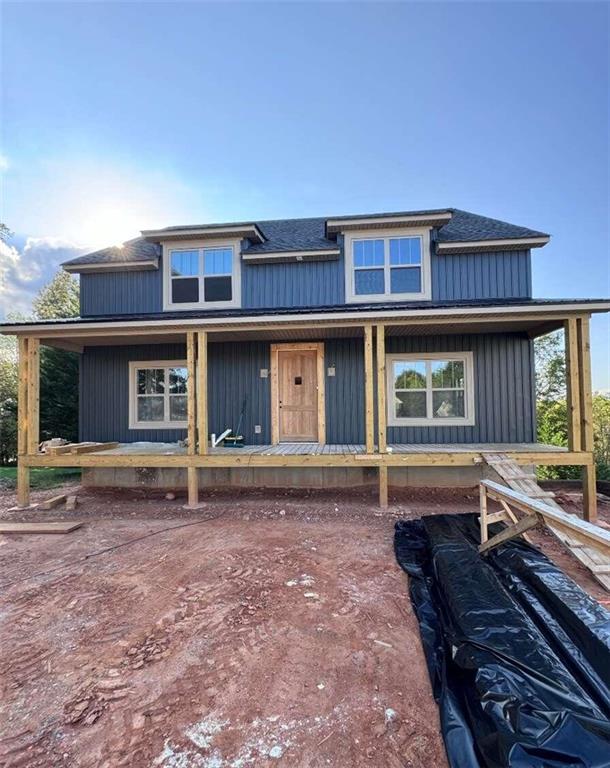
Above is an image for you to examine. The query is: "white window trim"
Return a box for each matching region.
[386,351,475,427]
[128,359,188,430]
[344,227,432,304]
[162,237,242,311]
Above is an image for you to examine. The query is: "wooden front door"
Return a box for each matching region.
[271,343,325,443]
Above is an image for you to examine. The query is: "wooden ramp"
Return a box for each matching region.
[483,453,610,592]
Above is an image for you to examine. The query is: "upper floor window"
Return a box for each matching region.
[344,228,431,303]
[163,240,241,310]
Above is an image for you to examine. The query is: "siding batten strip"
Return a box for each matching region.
[197,331,208,455]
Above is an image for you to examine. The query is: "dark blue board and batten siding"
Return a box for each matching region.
[80,334,535,446]
[79,250,532,316]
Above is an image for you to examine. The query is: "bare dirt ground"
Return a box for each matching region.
[0,484,608,768]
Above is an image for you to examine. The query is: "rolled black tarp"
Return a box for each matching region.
[394,513,610,768]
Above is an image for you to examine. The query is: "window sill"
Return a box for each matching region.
[128,422,188,430]
[387,417,475,428]
[345,291,430,304]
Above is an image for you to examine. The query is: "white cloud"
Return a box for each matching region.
[0,237,86,319]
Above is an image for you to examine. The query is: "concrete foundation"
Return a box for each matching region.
[82,464,506,490]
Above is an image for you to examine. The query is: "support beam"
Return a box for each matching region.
[186,465,199,508]
[576,315,596,522]
[376,324,387,453]
[26,337,40,455]
[564,318,581,452]
[379,464,388,509]
[197,331,208,455]
[186,331,196,456]
[17,337,30,507]
[364,324,375,454]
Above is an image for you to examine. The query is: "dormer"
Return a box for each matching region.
[326,211,453,303]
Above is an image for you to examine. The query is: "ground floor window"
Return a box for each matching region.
[129,360,188,429]
[386,351,475,427]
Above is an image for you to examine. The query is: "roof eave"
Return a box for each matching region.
[63,258,159,274]
[141,224,265,244]
[325,211,453,236]
[437,236,550,254]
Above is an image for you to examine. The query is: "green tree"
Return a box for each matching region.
[0,271,80,463]
[33,271,80,443]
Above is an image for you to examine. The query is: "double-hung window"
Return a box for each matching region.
[165,241,240,310]
[386,352,475,426]
[345,228,430,302]
[129,361,188,429]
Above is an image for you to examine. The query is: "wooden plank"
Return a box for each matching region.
[186,331,196,456]
[582,464,597,524]
[186,465,199,507]
[479,483,489,543]
[577,316,594,451]
[66,495,78,511]
[364,324,375,454]
[27,337,40,455]
[379,464,388,509]
[317,342,326,445]
[197,331,208,455]
[479,513,539,554]
[564,318,582,452]
[72,442,118,455]
[376,324,386,453]
[17,337,28,457]
[17,337,30,508]
[270,345,279,444]
[482,480,610,553]
[0,521,82,534]
[38,493,68,510]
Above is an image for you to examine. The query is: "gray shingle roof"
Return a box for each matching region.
[62,208,549,267]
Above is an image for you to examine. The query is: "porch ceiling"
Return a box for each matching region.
[36,314,566,350]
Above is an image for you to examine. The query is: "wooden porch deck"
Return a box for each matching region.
[93,441,569,457]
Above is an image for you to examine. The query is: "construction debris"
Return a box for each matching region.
[0,522,82,534]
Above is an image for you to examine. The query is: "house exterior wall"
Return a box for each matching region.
[79,249,532,316]
[80,333,535,445]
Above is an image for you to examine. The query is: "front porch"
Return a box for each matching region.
[11,307,599,516]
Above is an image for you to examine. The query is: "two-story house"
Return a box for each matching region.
[3,208,608,516]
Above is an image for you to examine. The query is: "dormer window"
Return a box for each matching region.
[163,239,241,310]
[344,227,431,303]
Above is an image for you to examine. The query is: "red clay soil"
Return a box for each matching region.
[0,484,608,768]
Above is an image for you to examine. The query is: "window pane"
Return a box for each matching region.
[390,267,421,294]
[169,367,187,394]
[390,237,421,266]
[432,390,465,418]
[394,361,426,389]
[204,275,232,302]
[395,391,427,419]
[137,368,165,395]
[354,239,384,267]
[354,269,384,295]
[171,250,199,276]
[431,360,465,389]
[172,277,199,304]
[203,248,233,275]
[169,395,187,421]
[137,395,165,422]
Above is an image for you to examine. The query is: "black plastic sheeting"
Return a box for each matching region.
[394,514,610,768]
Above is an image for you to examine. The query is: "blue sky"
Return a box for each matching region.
[1,2,609,387]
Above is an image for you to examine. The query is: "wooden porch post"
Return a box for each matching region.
[364,324,375,454]
[197,331,208,455]
[17,337,30,507]
[577,315,597,522]
[376,324,388,508]
[186,331,198,507]
[564,318,582,452]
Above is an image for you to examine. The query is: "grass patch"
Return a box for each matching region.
[0,466,81,490]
